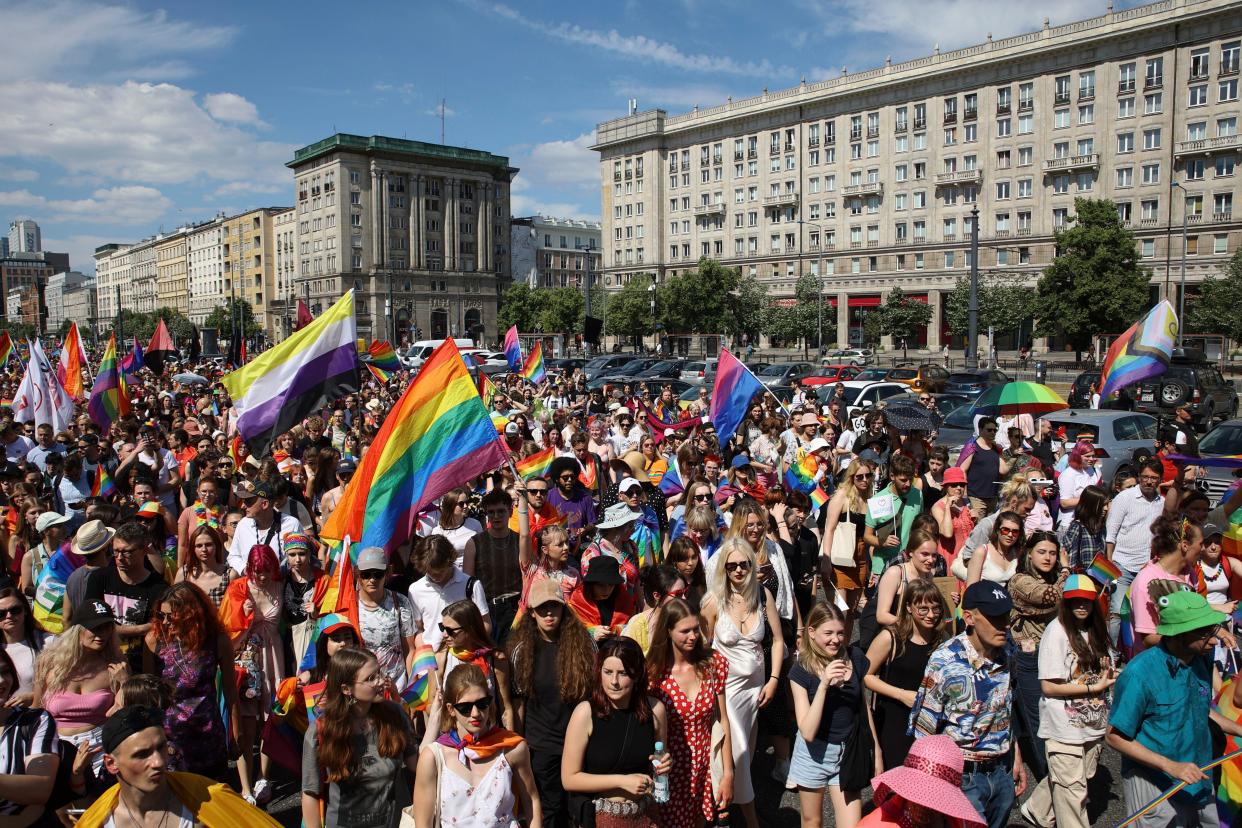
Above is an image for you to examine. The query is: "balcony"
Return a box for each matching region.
[894,121,908,134]
[1145,75,1163,90]
[843,182,884,198]
[693,202,726,217]
[807,137,819,148]
[1042,153,1100,173]
[867,240,880,248]
[613,173,622,182]
[1188,213,1204,224]
[1118,80,1136,94]
[995,229,1011,238]
[748,148,758,159]
[964,108,977,121]
[1174,134,1242,157]
[894,237,910,245]
[784,143,795,153]
[1018,99,1033,112]
[914,118,927,130]
[734,151,744,161]
[943,234,957,242]
[944,112,957,125]
[996,103,1011,114]
[1079,87,1095,101]
[867,127,880,139]
[850,241,863,249]
[1223,62,1239,77]
[712,155,723,166]
[1140,217,1160,227]
[1017,227,1033,236]
[934,169,983,186]
[1054,93,1071,106]
[1214,211,1234,222]
[763,191,800,208]
[770,145,781,157]
[849,130,862,142]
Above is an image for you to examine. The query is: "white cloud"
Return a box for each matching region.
[41,233,121,275]
[466,0,795,78]
[1,0,234,83]
[0,167,38,183]
[203,92,267,128]
[0,80,295,187]
[424,104,458,118]
[0,186,173,224]
[374,82,418,103]
[508,132,600,220]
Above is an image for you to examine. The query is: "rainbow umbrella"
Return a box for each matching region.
[972,381,1068,416]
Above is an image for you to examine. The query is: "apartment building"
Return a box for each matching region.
[45,270,93,332]
[187,219,224,327]
[60,277,97,335]
[288,133,516,345]
[270,207,298,340]
[594,0,1242,349]
[219,208,286,343]
[155,232,189,315]
[510,216,602,289]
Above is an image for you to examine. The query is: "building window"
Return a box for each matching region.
[1117,132,1134,153]
[1188,85,1208,107]
[1142,163,1160,185]
[1118,98,1135,118]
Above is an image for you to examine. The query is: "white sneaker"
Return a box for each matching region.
[253,779,272,805]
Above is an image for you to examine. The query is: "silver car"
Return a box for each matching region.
[1197,418,1242,504]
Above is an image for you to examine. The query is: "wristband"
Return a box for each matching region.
[769,674,779,681]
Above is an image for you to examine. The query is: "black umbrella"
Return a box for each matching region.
[879,401,937,432]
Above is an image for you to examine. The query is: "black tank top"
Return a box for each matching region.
[583,706,656,777]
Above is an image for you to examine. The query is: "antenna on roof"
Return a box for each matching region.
[440,99,447,144]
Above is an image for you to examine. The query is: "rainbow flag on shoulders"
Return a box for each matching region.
[1098,300,1178,400]
[783,449,818,493]
[515,446,555,480]
[521,341,546,384]
[320,340,509,553]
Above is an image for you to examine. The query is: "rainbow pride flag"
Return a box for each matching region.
[366,340,402,382]
[503,325,523,372]
[809,486,830,514]
[521,341,546,384]
[320,340,509,553]
[478,372,500,409]
[1099,300,1179,400]
[92,465,117,499]
[57,323,87,399]
[1216,678,1242,827]
[86,333,131,431]
[0,332,12,368]
[1087,553,1122,586]
[783,449,818,493]
[709,348,765,444]
[515,446,555,480]
[400,645,438,713]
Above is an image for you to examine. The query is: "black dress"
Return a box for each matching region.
[872,630,936,770]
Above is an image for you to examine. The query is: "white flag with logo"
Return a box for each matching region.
[12,339,74,431]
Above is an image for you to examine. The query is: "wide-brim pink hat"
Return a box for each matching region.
[871,735,986,828]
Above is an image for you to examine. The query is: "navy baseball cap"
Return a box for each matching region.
[962,580,1013,615]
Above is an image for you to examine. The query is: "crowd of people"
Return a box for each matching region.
[0,350,1238,828]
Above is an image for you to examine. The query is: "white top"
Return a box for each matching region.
[1105,485,1166,572]
[1202,561,1231,605]
[227,513,303,574]
[408,568,490,651]
[430,518,483,559]
[104,803,195,828]
[135,448,180,511]
[1056,466,1101,529]
[3,436,33,463]
[3,639,41,698]
[1037,618,1110,743]
[438,747,519,827]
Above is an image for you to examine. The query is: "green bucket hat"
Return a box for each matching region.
[1155,590,1226,638]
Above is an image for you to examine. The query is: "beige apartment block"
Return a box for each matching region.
[220,208,287,343]
[154,232,188,315]
[594,0,1242,350]
[511,215,603,290]
[187,218,225,327]
[270,207,298,340]
[288,134,516,345]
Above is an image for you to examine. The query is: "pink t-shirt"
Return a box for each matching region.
[1128,560,1189,654]
[520,562,580,609]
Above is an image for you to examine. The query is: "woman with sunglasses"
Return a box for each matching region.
[638,435,667,488]
[413,662,539,828]
[964,511,1025,586]
[507,579,596,827]
[562,636,669,827]
[821,459,875,636]
[303,647,419,828]
[622,565,688,654]
[930,466,974,576]
[354,546,418,693]
[700,539,783,828]
[432,599,515,731]
[0,588,43,706]
[142,581,236,779]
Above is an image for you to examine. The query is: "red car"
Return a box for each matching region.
[798,365,860,387]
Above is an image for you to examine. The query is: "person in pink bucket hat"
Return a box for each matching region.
[859,734,987,828]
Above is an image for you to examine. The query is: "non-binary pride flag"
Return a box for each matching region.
[320,339,509,554]
[522,341,546,384]
[1098,300,1178,400]
[709,348,765,444]
[222,291,360,458]
[87,333,131,431]
[503,325,523,372]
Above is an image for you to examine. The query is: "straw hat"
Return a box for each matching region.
[870,735,986,828]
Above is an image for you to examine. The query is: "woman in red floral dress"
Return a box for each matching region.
[647,598,734,827]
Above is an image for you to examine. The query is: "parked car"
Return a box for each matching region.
[757,362,816,388]
[887,363,951,394]
[1196,418,1242,504]
[828,381,913,421]
[584,355,634,380]
[799,365,861,387]
[680,359,719,386]
[546,358,587,375]
[823,348,873,366]
[636,359,686,379]
[1126,349,1238,429]
[850,367,896,384]
[943,369,1012,399]
[931,393,970,418]
[1068,371,1100,409]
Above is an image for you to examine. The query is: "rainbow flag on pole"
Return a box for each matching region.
[515,446,555,480]
[320,340,509,553]
[86,333,130,431]
[521,341,546,384]
[809,486,830,514]
[401,645,438,713]
[1087,554,1122,586]
[92,465,117,500]
[1099,300,1179,400]
[503,326,523,372]
[366,340,402,382]
[709,348,765,444]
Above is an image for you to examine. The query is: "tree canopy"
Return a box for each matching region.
[943,274,1037,337]
[1186,249,1242,344]
[607,275,657,344]
[203,299,261,339]
[867,287,933,346]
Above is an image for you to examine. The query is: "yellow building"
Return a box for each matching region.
[154,232,188,314]
[220,208,286,343]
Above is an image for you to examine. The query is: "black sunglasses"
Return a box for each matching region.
[0,606,24,619]
[450,695,494,717]
[359,569,386,580]
[439,623,462,636]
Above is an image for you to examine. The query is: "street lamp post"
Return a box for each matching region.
[966,206,980,370]
[648,277,657,355]
[1171,180,1188,347]
[798,220,826,354]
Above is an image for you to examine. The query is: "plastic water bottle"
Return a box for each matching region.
[652,741,670,803]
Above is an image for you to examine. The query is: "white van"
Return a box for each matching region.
[402,338,477,369]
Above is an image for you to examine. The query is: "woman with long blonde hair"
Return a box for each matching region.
[821,458,875,629]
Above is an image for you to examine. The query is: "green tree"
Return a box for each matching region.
[658,258,740,334]
[204,299,261,339]
[0,320,37,342]
[606,276,656,346]
[1033,197,1151,358]
[766,275,822,355]
[730,272,769,345]
[151,307,195,343]
[869,288,933,351]
[1186,250,1242,343]
[497,283,541,333]
[943,275,1037,337]
[537,288,584,333]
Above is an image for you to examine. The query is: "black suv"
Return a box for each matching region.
[1127,349,1238,429]
[1068,371,1100,409]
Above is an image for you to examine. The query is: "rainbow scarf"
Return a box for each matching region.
[448,646,493,678]
[436,726,524,768]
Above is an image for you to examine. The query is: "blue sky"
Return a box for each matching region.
[0,0,1132,273]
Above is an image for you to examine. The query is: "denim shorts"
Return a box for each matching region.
[788,735,845,789]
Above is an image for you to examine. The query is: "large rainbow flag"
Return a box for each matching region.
[0,332,12,368]
[222,291,360,458]
[366,340,402,382]
[709,348,765,444]
[1098,300,1179,400]
[86,333,130,431]
[57,323,88,399]
[320,339,509,553]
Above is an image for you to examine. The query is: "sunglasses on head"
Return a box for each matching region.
[450,695,494,717]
